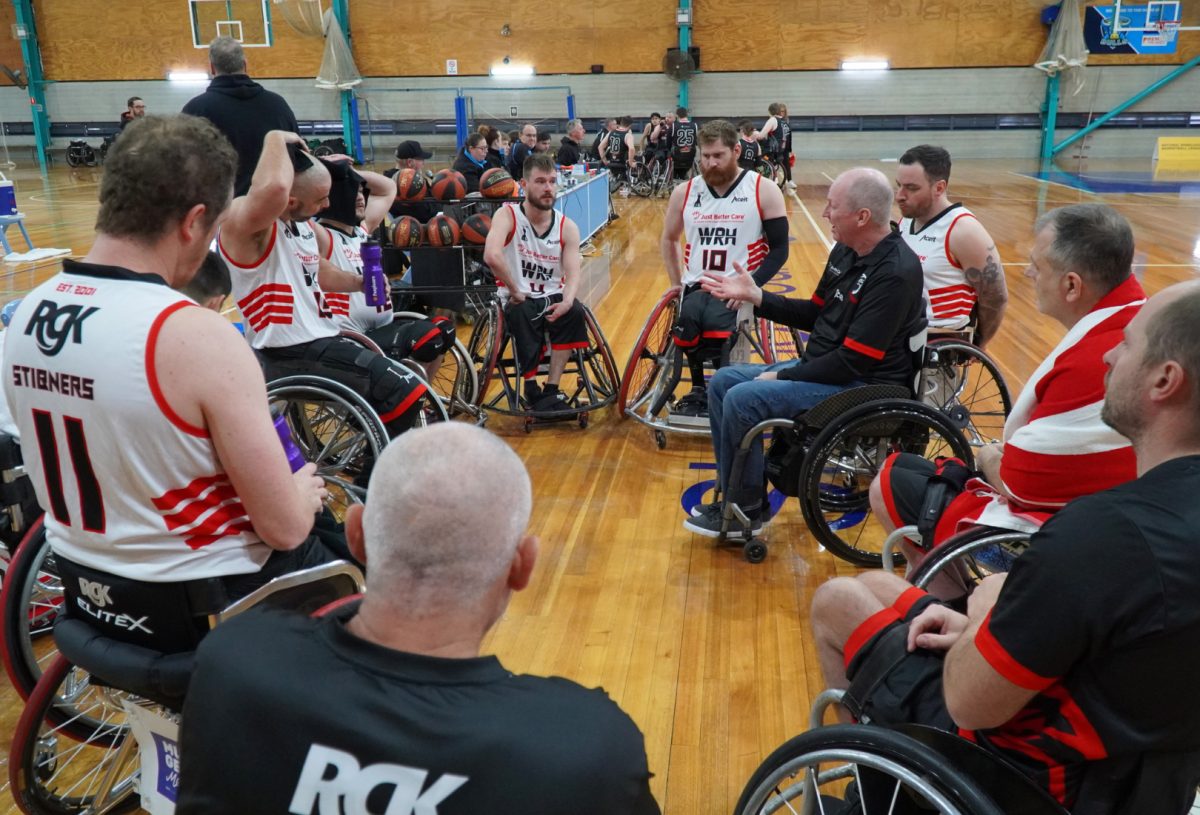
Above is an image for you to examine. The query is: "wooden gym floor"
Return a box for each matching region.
[0,157,1197,813]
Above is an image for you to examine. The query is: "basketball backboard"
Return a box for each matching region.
[188,0,273,48]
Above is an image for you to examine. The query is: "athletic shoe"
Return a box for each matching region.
[785,181,797,191]
[690,500,721,518]
[673,388,708,418]
[531,391,570,413]
[683,506,763,538]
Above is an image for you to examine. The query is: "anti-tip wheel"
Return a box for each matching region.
[578,412,589,429]
[743,539,768,564]
[654,429,667,449]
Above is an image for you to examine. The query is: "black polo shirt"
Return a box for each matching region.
[969,455,1200,810]
[754,231,925,386]
[177,606,660,815]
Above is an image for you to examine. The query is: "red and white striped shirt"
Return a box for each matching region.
[899,203,978,331]
[938,276,1145,538]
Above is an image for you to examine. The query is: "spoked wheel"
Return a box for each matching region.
[921,339,1012,446]
[10,655,141,815]
[392,311,480,419]
[266,376,389,513]
[2,517,63,700]
[618,291,680,416]
[734,724,1003,815]
[799,400,974,567]
[466,303,502,408]
[909,528,1031,593]
[629,162,653,197]
[574,307,620,410]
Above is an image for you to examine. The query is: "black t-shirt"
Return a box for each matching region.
[754,232,925,386]
[670,120,698,158]
[971,456,1200,810]
[177,606,661,815]
[555,137,581,167]
[738,137,761,169]
[604,129,630,163]
[507,142,534,180]
[778,118,792,155]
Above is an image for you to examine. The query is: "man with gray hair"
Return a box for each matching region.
[556,119,585,165]
[178,423,661,814]
[182,35,299,196]
[685,168,925,537]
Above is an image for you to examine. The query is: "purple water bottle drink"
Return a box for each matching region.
[361,240,388,308]
[272,411,307,473]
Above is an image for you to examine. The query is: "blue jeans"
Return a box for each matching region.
[708,362,860,516]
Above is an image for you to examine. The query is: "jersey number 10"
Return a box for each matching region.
[702,249,728,273]
[31,409,105,533]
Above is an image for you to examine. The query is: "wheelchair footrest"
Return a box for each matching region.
[667,412,710,429]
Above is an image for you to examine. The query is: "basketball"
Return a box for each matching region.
[461,213,491,245]
[395,168,426,201]
[430,169,468,201]
[480,167,518,199]
[390,215,423,248]
[426,213,460,247]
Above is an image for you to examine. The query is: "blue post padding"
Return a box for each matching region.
[454,96,469,149]
[567,94,576,121]
[348,94,364,163]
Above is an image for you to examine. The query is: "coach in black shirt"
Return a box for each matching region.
[178,424,660,815]
[810,281,1200,813]
[181,36,298,196]
[506,122,537,180]
[556,119,585,166]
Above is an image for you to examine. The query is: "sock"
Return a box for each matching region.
[524,381,541,400]
[543,383,560,396]
[687,355,707,392]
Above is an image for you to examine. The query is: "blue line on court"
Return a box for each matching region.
[1025,169,1200,195]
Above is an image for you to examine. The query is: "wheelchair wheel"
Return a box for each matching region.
[922,339,1011,445]
[467,302,502,406]
[799,400,973,567]
[64,150,82,169]
[628,162,653,197]
[909,528,1031,593]
[391,311,480,415]
[576,307,620,408]
[734,724,1003,815]
[266,376,388,515]
[10,655,140,815]
[2,517,63,700]
[618,291,680,415]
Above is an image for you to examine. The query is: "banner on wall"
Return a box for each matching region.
[1084,3,1181,54]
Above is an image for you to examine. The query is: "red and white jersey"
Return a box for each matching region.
[681,170,766,287]
[2,261,270,581]
[320,224,393,333]
[498,203,567,300]
[899,203,978,330]
[220,219,340,349]
[937,276,1145,538]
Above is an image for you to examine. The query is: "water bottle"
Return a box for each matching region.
[360,240,388,308]
[272,411,307,473]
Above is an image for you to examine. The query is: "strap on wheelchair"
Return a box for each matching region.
[915,457,974,547]
[842,623,910,725]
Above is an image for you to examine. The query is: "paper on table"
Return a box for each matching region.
[4,248,70,263]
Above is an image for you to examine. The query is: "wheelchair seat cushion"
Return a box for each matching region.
[54,618,194,710]
[799,384,912,429]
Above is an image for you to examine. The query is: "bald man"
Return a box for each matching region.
[179,424,661,815]
[685,168,926,538]
[218,131,428,436]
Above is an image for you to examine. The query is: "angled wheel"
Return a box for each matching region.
[2,517,62,700]
[629,162,652,197]
[618,290,680,415]
[466,302,503,406]
[922,339,1011,446]
[576,306,620,409]
[909,528,1031,593]
[799,400,974,567]
[734,724,1003,815]
[10,655,141,815]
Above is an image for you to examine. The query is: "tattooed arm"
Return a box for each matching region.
[950,217,1008,348]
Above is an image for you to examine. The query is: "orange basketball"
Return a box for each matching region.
[395,168,426,201]
[390,215,423,247]
[430,169,468,201]
[426,213,460,247]
[461,213,491,245]
[480,167,518,199]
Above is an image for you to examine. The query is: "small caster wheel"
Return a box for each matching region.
[743,539,768,564]
[578,412,589,429]
[523,417,533,434]
[654,429,667,449]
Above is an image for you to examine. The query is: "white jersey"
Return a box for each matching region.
[899,203,978,331]
[221,219,340,349]
[320,224,393,333]
[2,261,270,581]
[0,329,18,438]
[681,170,766,287]
[499,203,568,300]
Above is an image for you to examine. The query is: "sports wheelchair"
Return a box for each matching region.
[880,523,1032,605]
[466,292,619,432]
[618,288,804,449]
[707,330,981,565]
[7,559,364,814]
[920,330,1011,446]
[734,690,1065,815]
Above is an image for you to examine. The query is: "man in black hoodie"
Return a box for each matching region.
[555,120,585,166]
[182,36,299,196]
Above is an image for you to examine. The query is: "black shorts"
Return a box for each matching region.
[843,586,956,732]
[258,335,427,436]
[877,452,971,549]
[367,315,455,364]
[672,150,694,179]
[504,294,588,379]
[673,287,736,351]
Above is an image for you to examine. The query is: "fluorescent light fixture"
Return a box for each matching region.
[840,59,889,71]
[490,63,534,78]
[167,70,209,82]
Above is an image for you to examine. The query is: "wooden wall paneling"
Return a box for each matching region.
[0,2,22,86]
